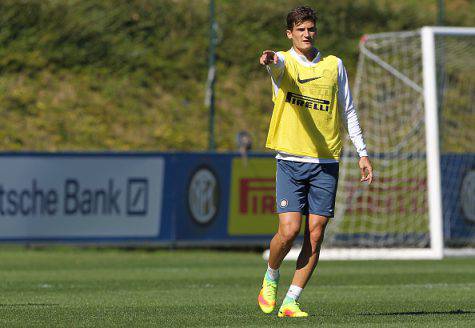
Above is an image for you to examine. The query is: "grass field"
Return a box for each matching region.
[0,248,473,327]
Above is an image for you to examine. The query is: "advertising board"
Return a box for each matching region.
[0,155,165,240]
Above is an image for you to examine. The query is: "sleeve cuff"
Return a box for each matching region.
[358,150,368,157]
[274,52,285,68]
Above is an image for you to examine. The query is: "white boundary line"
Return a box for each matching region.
[263,247,475,261]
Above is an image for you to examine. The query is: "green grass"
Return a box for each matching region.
[0,248,473,327]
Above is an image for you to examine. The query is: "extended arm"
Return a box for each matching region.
[259,50,285,97]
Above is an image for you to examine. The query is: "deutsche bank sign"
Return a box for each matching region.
[0,178,150,217]
[0,156,164,239]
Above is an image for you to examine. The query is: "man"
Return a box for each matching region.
[257,6,373,317]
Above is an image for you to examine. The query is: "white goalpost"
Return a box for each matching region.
[264,26,475,260]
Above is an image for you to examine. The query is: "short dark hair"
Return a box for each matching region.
[286,6,317,30]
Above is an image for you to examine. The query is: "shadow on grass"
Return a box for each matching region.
[359,309,474,316]
[0,303,59,307]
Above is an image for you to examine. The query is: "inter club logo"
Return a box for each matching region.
[188,167,219,225]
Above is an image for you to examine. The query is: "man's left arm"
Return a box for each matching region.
[337,59,373,184]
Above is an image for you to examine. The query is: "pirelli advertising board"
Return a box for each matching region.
[228,157,277,235]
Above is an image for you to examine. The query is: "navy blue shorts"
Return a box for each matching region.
[276,159,339,217]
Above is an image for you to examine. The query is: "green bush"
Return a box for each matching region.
[0,0,473,151]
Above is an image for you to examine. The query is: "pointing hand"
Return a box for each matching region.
[259,50,278,65]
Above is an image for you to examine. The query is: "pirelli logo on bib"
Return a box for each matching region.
[285,92,330,112]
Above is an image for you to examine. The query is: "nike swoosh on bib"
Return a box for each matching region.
[297,75,322,84]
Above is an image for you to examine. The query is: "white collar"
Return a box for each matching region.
[289,47,321,66]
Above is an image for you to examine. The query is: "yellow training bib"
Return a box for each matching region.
[266,52,341,159]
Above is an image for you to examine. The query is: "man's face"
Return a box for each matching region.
[286,20,316,54]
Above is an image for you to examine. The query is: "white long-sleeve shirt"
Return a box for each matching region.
[267,48,368,163]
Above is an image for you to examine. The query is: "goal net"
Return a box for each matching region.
[319,27,475,259]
